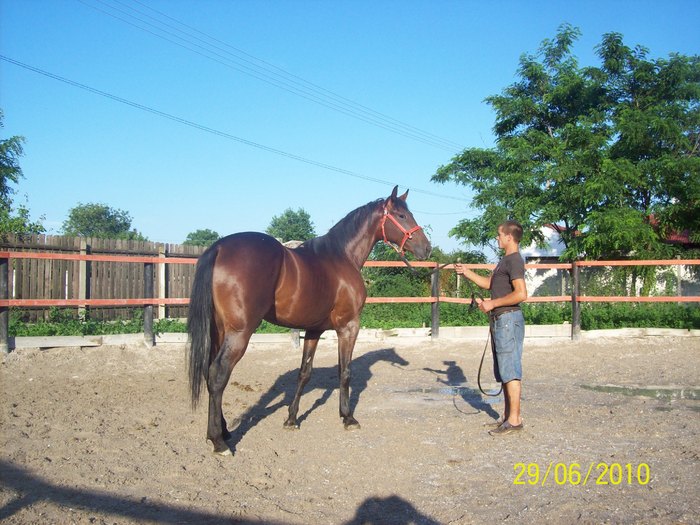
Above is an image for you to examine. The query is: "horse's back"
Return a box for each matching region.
[209,232,366,331]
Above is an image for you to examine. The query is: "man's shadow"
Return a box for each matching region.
[225,347,409,454]
[423,360,500,419]
[343,495,441,525]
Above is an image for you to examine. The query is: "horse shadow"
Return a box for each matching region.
[423,360,500,420]
[224,347,409,454]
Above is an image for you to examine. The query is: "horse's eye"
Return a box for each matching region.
[399,214,406,219]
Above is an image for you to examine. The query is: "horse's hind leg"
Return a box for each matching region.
[207,330,250,454]
[284,330,322,429]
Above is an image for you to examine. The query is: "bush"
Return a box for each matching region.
[522,303,571,325]
[10,308,145,336]
[581,303,700,330]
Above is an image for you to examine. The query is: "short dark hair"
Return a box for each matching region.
[499,220,523,243]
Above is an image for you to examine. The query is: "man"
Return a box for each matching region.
[454,220,528,436]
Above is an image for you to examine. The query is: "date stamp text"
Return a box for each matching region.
[514,462,651,486]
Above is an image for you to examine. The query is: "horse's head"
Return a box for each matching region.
[380,186,432,260]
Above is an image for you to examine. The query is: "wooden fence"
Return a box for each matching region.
[1,235,699,352]
[0,235,205,321]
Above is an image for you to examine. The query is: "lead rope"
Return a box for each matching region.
[469,290,503,397]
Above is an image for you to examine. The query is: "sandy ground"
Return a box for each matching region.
[1,334,699,524]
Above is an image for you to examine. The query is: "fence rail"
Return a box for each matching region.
[1,247,699,352]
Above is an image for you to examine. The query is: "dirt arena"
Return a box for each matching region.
[1,333,699,524]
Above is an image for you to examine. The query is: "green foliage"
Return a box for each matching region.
[152,318,187,334]
[0,110,24,206]
[580,303,700,330]
[62,202,147,240]
[183,228,220,246]
[432,24,700,261]
[10,308,145,336]
[266,208,315,242]
[438,302,489,327]
[256,320,292,333]
[360,304,432,329]
[522,303,571,325]
[0,109,45,238]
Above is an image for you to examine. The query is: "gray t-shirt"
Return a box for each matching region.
[490,252,525,315]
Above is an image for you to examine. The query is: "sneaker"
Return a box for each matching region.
[488,420,523,436]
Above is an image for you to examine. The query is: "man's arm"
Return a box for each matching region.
[454,264,491,290]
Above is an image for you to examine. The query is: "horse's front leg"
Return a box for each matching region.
[284,330,322,429]
[337,322,361,430]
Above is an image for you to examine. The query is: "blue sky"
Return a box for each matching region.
[2,0,698,254]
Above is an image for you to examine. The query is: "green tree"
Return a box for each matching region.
[266,208,315,242]
[183,228,220,246]
[432,24,700,261]
[62,202,146,240]
[0,110,45,238]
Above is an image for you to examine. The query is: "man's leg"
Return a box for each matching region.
[502,383,510,421]
[504,379,521,426]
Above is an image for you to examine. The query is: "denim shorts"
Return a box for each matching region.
[490,310,525,383]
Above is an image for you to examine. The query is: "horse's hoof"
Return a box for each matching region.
[283,420,299,430]
[208,437,233,456]
[343,418,361,431]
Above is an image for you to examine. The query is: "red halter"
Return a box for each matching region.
[380,207,423,255]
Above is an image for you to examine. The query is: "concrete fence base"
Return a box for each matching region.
[6,325,699,351]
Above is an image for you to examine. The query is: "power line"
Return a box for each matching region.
[77,0,466,153]
[1,55,469,203]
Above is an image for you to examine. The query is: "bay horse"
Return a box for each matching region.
[187,186,431,455]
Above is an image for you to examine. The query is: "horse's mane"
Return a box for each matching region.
[302,198,385,256]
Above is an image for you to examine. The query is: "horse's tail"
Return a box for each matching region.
[187,242,219,409]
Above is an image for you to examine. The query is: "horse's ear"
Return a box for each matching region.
[398,189,408,201]
[385,185,399,207]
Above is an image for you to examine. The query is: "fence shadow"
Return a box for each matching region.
[225,347,410,454]
[0,459,287,524]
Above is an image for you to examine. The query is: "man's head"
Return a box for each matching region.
[497,220,523,250]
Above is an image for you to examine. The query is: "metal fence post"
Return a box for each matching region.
[144,262,155,347]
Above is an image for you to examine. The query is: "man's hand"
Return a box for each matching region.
[477,297,495,314]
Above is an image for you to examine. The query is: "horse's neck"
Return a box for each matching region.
[347,209,385,268]
[316,207,382,269]
[344,228,380,268]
